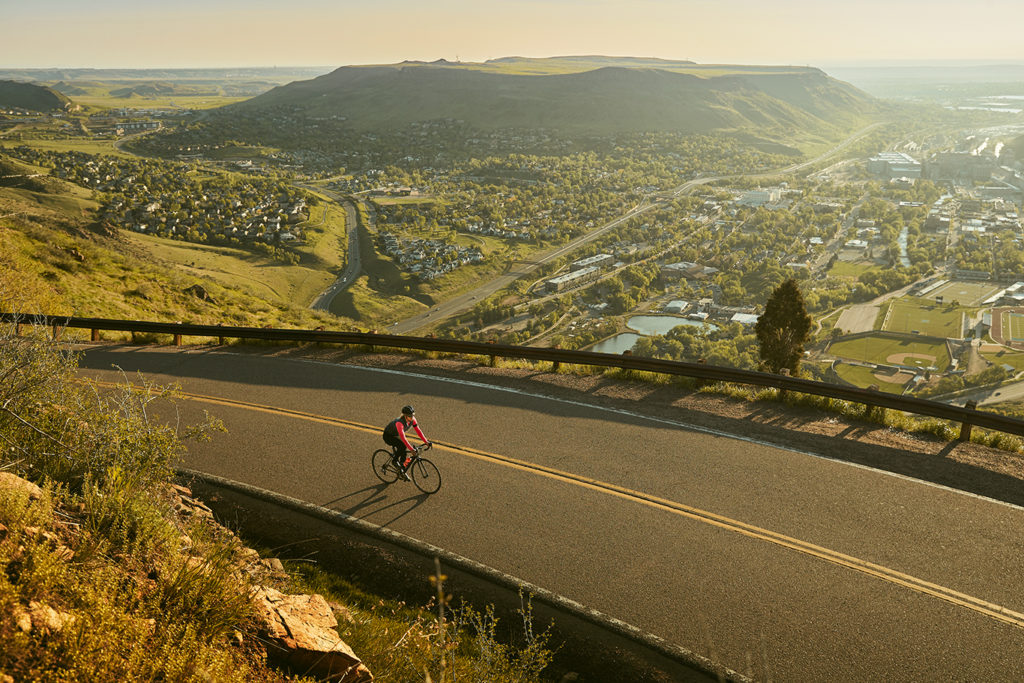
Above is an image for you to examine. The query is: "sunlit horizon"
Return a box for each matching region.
[4,0,1024,70]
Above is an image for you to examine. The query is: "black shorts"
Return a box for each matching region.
[383,433,408,456]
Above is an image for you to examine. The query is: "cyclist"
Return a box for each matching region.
[382,405,430,481]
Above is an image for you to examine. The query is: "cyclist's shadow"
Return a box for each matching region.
[322,484,431,527]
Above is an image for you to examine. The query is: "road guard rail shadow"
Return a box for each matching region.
[6,311,1024,443]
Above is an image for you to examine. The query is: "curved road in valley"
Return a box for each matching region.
[310,198,361,311]
[75,345,1024,681]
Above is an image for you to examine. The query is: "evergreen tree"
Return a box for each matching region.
[755,279,812,375]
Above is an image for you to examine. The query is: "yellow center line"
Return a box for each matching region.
[88,379,1024,630]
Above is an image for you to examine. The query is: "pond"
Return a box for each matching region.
[626,315,719,336]
[588,316,720,354]
[589,333,644,355]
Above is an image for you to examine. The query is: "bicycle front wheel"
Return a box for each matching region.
[410,458,442,494]
[372,449,399,483]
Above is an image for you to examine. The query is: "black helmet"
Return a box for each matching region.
[401,405,415,416]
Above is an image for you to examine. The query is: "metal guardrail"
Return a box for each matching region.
[5,312,1023,441]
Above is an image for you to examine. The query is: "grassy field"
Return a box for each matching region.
[0,186,340,331]
[2,185,98,217]
[304,202,349,271]
[200,144,280,162]
[981,345,1024,372]
[73,94,249,110]
[371,196,439,206]
[834,362,909,393]
[126,231,338,308]
[829,333,951,371]
[827,261,875,279]
[0,136,132,158]
[328,274,426,325]
[1004,310,1024,341]
[880,297,963,338]
[926,280,1000,307]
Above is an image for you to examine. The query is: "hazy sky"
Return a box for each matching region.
[4,0,1024,69]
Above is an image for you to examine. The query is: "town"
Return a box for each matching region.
[5,97,1024,400]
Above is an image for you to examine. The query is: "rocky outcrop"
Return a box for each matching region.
[254,586,372,682]
[0,471,43,501]
[14,600,76,636]
[183,284,216,303]
[0,473,373,682]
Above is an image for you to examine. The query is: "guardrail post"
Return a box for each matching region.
[15,322,22,337]
[174,333,182,346]
[958,400,978,442]
[864,384,884,421]
[778,368,789,398]
[487,339,497,367]
[91,328,100,342]
[217,323,224,346]
[695,358,707,388]
[551,344,560,372]
[52,324,62,341]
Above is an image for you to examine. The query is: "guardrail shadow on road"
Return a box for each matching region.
[15,312,1022,438]
[73,344,674,433]
[80,340,1024,511]
[13,312,1024,472]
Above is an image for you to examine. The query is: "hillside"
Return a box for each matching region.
[0,80,71,112]
[110,82,180,98]
[229,56,878,135]
[0,173,344,330]
[0,155,51,192]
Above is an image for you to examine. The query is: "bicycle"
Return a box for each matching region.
[372,442,442,494]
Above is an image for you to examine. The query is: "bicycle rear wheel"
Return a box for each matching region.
[410,458,441,494]
[372,449,399,483]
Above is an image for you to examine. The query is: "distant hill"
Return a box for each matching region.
[0,80,72,112]
[50,81,89,96]
[228,56,878,135]
[110,82,179,98]
[0,67,333,85]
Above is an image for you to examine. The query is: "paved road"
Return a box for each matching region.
[310,199,360,311]
[75,346,1024,681]
[293,182,361,312]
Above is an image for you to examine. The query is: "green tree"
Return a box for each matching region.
[755,279,812,375]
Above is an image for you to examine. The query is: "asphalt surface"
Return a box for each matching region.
[76,345,1024,681]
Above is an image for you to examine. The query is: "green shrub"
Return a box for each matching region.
[0,323,268,681]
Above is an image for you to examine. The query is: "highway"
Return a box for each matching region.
[75,345,1024,681]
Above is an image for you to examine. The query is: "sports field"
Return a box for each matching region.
[925,280,1001,307]
[880,298,963,338]
[1005,311,1024,341]
[990,307,1024,349]
[834,363,910,393]
[829,334,950,371]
